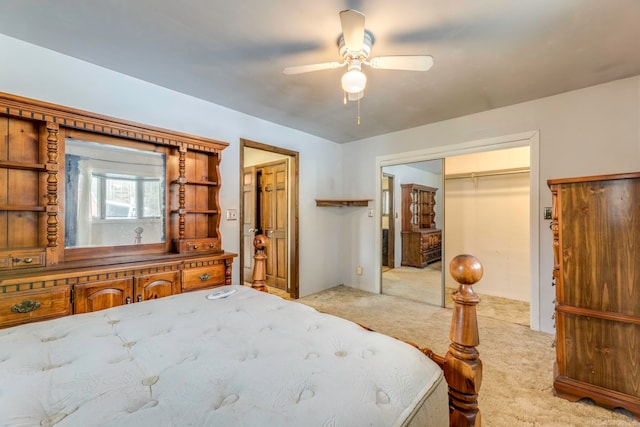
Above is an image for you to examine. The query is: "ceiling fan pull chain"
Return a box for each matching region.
[357,96,361,125]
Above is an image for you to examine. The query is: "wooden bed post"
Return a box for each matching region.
[251,234,269,292]
[445,254,483,426]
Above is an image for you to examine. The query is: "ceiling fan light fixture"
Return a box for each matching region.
[341,69,367,94]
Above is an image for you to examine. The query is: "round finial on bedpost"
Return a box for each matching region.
[446,254,483,427]
[449,254,483,285]
[251,234,269,293]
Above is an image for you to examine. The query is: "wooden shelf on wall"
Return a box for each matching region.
[315,199,372,207]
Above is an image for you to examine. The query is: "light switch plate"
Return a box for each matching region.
[226,209,238,220]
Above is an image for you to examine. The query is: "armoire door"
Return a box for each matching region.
[258,160,288,290]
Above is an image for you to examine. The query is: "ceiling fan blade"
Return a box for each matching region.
[339,9,365,52]
[283,62,344,75]
[369,55,434,71]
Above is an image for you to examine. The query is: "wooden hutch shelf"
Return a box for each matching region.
[171,179,218,186]
[315,199,372,207]
[0,205,46,212]
[0,160,46,171]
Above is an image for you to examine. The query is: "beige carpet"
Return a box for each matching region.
[299,286,638,427]
[383,265,531,327]
[382,265,444,306]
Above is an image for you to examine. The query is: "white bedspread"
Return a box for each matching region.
[0,285,446,426]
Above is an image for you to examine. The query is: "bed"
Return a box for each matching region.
[0,236,482,426]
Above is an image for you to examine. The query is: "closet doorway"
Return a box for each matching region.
[443,149,530,325]
[376,132,539,328]
[381,160,444,307]
[240,139,299,299]
[377,143,532,327]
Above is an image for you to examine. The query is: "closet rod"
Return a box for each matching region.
[445,166,530,180]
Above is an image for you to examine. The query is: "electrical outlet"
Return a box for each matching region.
[543,207,552,220]
[367,209,373,217]
[226,209,238,220]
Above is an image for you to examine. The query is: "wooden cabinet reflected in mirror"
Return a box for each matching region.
[401,183,441,268]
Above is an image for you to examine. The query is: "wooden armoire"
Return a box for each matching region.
[0,92,236,329]
[400,183,442,268]
[548,172,640,418]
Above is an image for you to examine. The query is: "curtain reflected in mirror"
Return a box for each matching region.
[65,138,166,248]
[381,160,444,307]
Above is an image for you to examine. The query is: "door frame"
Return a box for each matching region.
[239,138,300,298]
[381,173,395,269]
[374,130,540,330]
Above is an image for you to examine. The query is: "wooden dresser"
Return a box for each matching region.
[0,92,236,329]
[548,172,640,418]
[400,183,442,268]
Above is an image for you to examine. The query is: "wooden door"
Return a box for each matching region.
[242,166,257,282]
[73,278,133,314]
[134,271,180,302]
[258,161,288,290]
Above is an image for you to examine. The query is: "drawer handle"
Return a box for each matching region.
[192,245,199,250]
[12,257,33,264]
[198,273,212,282]
[11,300,41,313]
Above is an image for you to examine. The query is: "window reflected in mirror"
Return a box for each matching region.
[65,138,166,248]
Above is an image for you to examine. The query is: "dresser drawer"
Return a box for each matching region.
[0,286,71,328]
[186,238,221,253]
[420,231,441,250]
[174,238,221,254]
[182,263,226,291]
[0,249,46,270]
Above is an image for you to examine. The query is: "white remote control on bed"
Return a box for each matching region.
[206,288,237,300]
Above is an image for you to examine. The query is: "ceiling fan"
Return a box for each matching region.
[283,9,434,103]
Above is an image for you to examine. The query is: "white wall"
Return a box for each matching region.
[341,75,640,333]
[0,34,343,297]
[444,148,530,302]
[244,147,288,166]
[445,173,530,301]
[445,146,530,174]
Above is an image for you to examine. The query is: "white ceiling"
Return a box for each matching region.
[1,1,639,143]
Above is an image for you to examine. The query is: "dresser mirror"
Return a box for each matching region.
[64,136,166,249]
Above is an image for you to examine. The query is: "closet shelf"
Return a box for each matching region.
[315,199,372,207]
